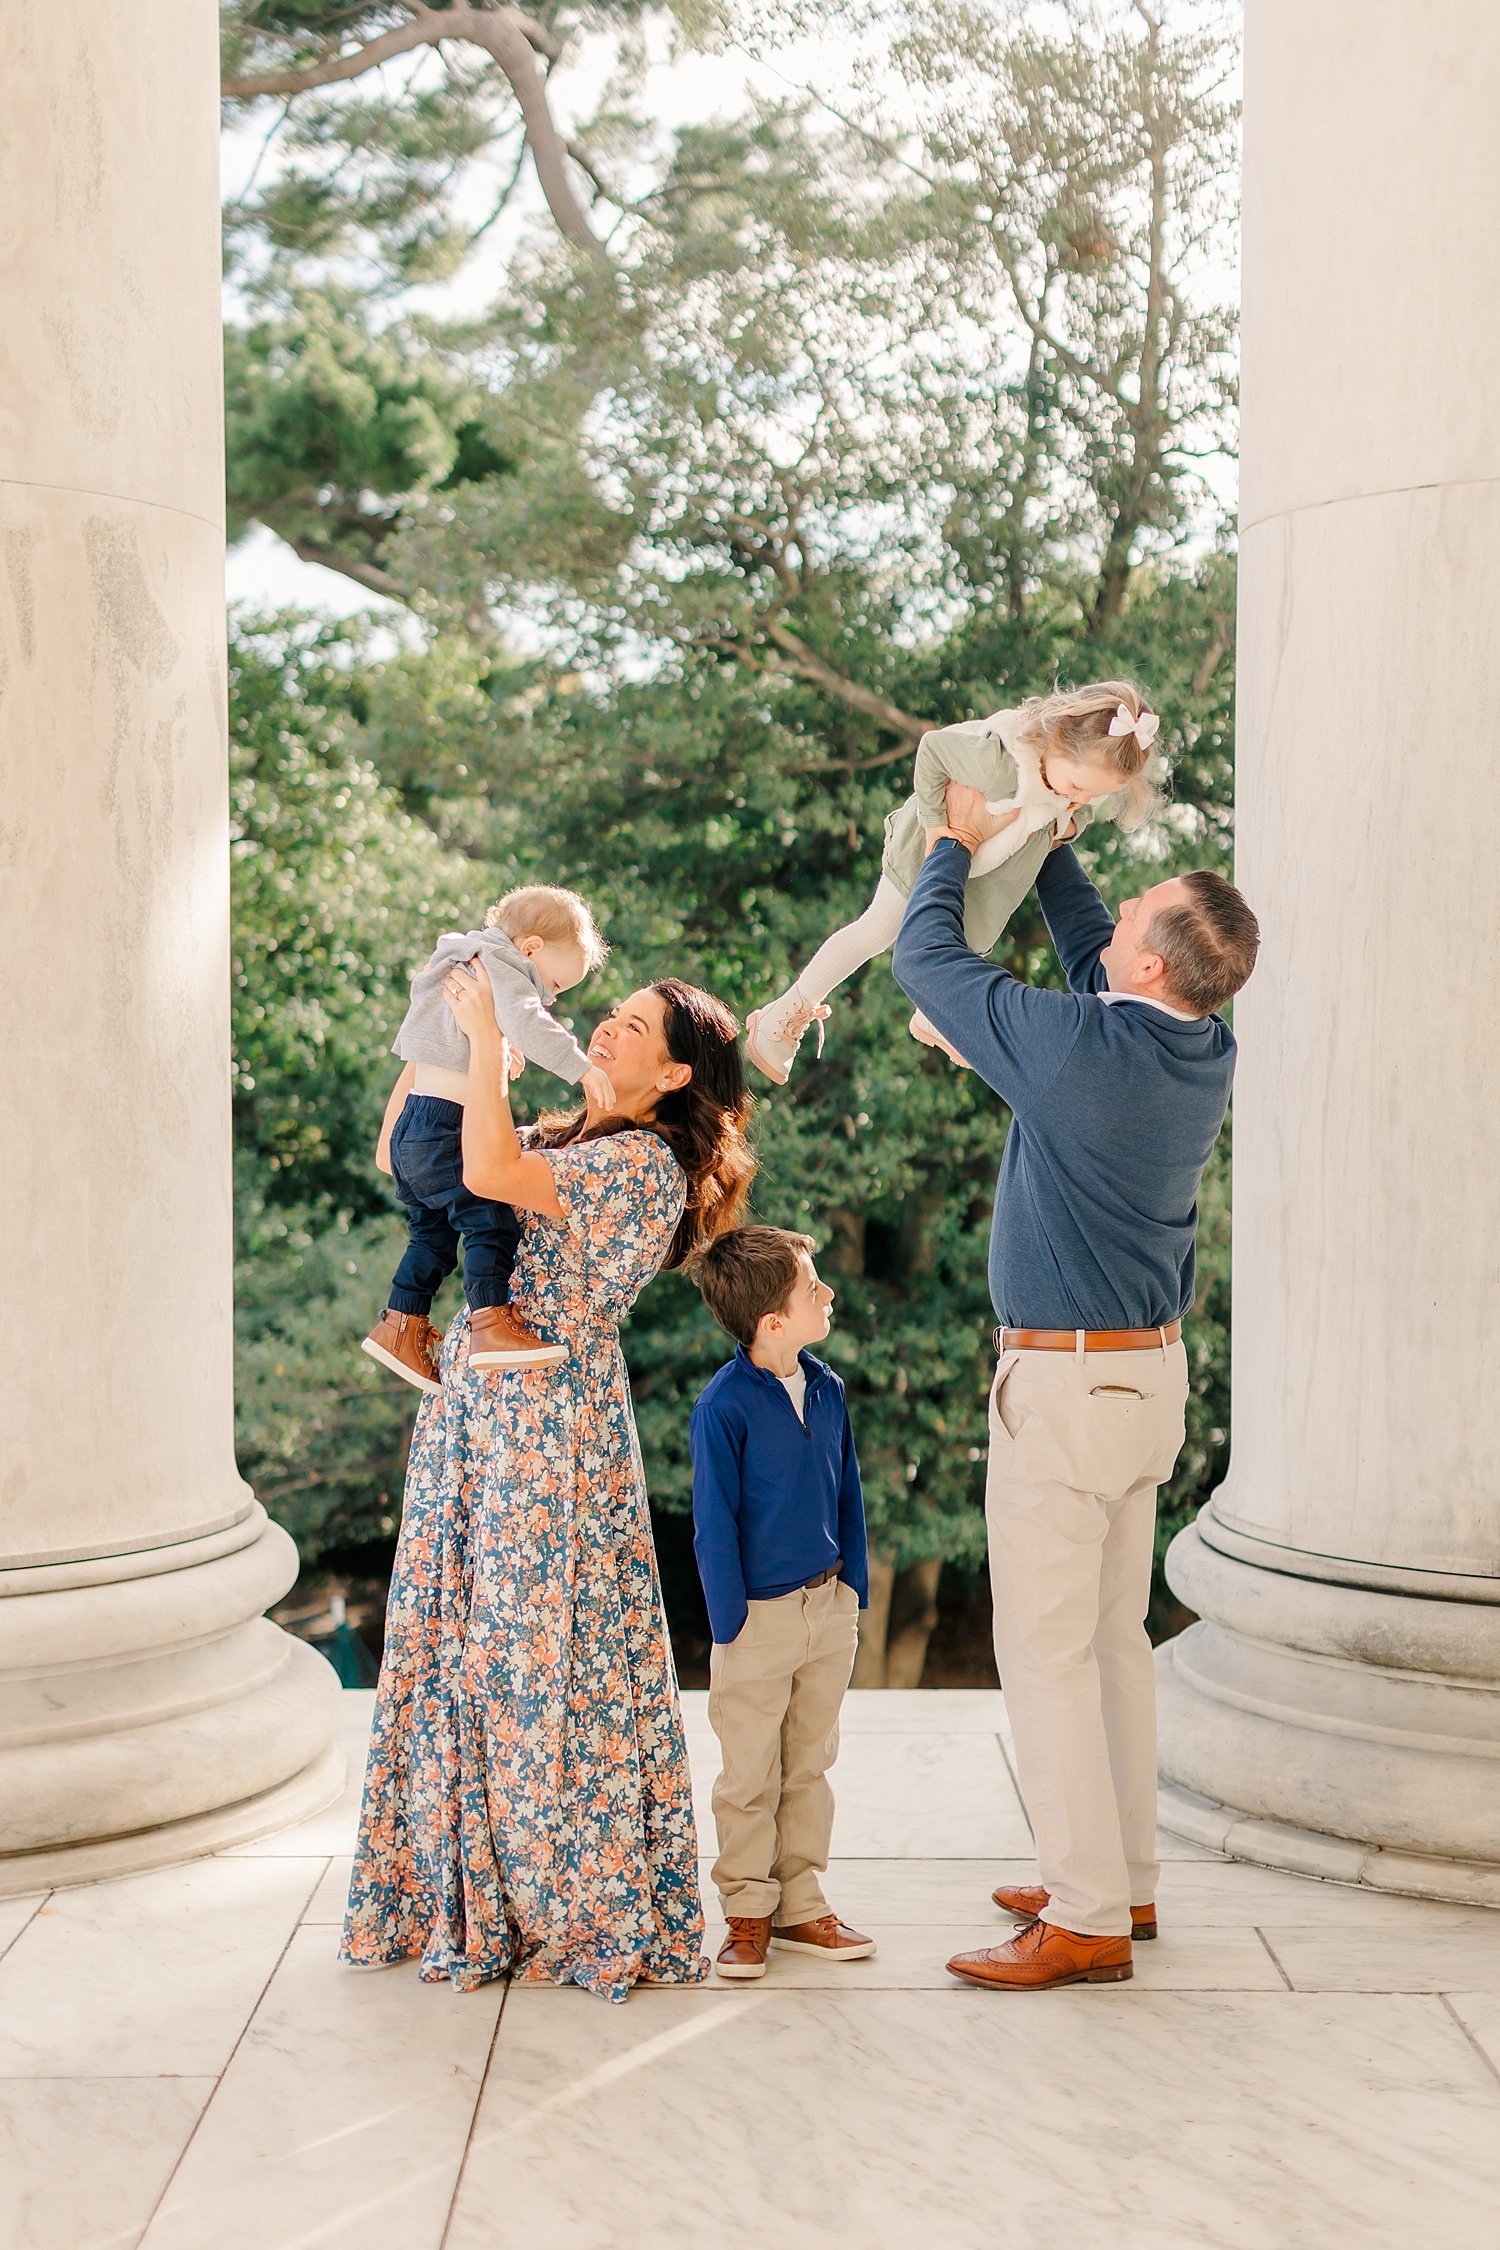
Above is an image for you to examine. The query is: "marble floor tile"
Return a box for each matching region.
[681,1688,1010,1736]
[809,1857,1037,1924]
[783,1855,1487,1934]
[447,1987,1500,2250]
[139,1930,504,2250]
[768,1730,1031,1858]
[1154,1830,1228,1861]
[0,1855,318,2079]
[1261,1918,1500,1992]
[690,1921,1285,1992]
[1443,1994,1500,2083]
[0,1892,47,1960]
[223,1691,373,1859]
[302,1855,356,1924]
[0,2076,213,2250]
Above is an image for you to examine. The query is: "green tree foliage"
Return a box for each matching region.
[223,0,1242,1671]
[230,614,474,1552]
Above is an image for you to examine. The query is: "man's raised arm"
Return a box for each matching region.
[1035,841,1117,995]
[892,838,1084,1113]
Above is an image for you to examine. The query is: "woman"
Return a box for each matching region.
[341,970,754,2001]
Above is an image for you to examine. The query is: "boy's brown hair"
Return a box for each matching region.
[693,1225,816,1348]
[485,884,608,971]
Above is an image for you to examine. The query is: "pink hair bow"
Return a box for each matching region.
[1109,702,1160,748]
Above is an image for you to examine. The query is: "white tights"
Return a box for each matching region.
[796,876,908,1004]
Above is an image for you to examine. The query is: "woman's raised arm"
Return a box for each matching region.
[444,960,565,1218]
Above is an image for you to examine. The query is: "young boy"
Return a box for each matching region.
[690,1226,874,1981]
[362,884,613,1392]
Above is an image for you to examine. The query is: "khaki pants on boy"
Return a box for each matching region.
[708,1576,861,1923]
[986,1339,1189,1938]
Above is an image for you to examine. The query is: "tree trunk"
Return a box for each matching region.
[852,1555,943,1688]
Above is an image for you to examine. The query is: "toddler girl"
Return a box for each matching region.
[746,681,1161,1082]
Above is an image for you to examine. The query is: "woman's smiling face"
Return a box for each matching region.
[587,987,685,1116]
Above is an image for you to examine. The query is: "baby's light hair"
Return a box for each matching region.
[484,884,608,972]
[1014,678,1163,830]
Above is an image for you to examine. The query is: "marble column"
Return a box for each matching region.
[0,7,341,1894]
[1156,2,1500,1904]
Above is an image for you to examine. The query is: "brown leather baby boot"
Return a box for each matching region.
[361,1310,442,1395]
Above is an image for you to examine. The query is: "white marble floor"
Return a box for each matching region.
[3,1690,1499,2250]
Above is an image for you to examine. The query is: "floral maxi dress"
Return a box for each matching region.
[341,1130,710,2001]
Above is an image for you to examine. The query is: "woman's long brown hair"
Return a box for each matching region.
[532,978,755,1268]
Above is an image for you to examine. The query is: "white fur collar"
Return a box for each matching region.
[967,722,1072,877]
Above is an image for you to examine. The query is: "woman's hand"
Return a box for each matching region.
[444,958,504,1058]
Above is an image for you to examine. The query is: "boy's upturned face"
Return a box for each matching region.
[760,1253,835,1354]
[524,934,590,996]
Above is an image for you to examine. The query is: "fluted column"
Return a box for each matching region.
[1155,1,1500,1903]
[0,5,340,1893]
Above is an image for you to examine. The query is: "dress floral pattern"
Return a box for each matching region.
[341,1130,709,2002]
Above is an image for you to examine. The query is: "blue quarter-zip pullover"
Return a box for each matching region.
[689,1347,870,1646]
[893,838,1237,1330]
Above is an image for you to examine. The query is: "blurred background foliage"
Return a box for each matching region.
[222,0,1240,1679]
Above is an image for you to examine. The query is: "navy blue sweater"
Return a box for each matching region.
[892,838,1236,1330]
[689,1348,869,1646]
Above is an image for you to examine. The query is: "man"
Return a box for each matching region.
[892,782,1260,1991]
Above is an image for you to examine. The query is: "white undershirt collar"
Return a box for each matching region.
[1098,989,1201,1023]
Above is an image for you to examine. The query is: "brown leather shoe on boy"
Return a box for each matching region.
[467,1305,568,1369]
[992,1883,1158,1941]
[715,1916,772,1980]
[361,1310,442,1395]
[770,1914,875,1960]
[947,1919,1132,1991]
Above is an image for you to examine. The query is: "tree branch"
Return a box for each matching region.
[759,619,926,746]
[285,534,414,606]
[222,11,437,97]
[223,5,605,260]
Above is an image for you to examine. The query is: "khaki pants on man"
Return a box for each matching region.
[708,1576,861,1922]
[986,1339,1189,1938]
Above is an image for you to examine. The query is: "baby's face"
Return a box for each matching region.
[1041,751,1122,808]
[528,936,590,996]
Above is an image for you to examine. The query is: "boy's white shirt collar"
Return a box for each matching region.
[1099,989,1201,1022]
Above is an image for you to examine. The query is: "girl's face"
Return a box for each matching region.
[1041,749,1123,807]
[586,988,689,1117]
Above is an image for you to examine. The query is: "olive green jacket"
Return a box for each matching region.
[881,709,1095,956]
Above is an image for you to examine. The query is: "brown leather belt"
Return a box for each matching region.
[802,1565,841,1589]
[995,1320,1182,1354]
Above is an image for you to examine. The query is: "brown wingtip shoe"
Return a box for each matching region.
[361,1310,442,1395]
[770,1914,875,1961]
[948,1919,1133,1991]
[715,1916,772,1980]
[467,1304,568,1369]
[992,1884,1158,1941]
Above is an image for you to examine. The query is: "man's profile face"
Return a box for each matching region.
[1101,875,1188,991]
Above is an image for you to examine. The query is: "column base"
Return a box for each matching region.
[0,1504,343,1892]
[0,1736,345,1899]
[1157,1778,1500,1909]
[1156,1516,1500,1905]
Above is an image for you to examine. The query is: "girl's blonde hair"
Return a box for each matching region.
[484,884,609,971]
[1014,678,1163,830]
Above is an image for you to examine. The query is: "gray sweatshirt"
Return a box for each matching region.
[391,926,592,1083]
